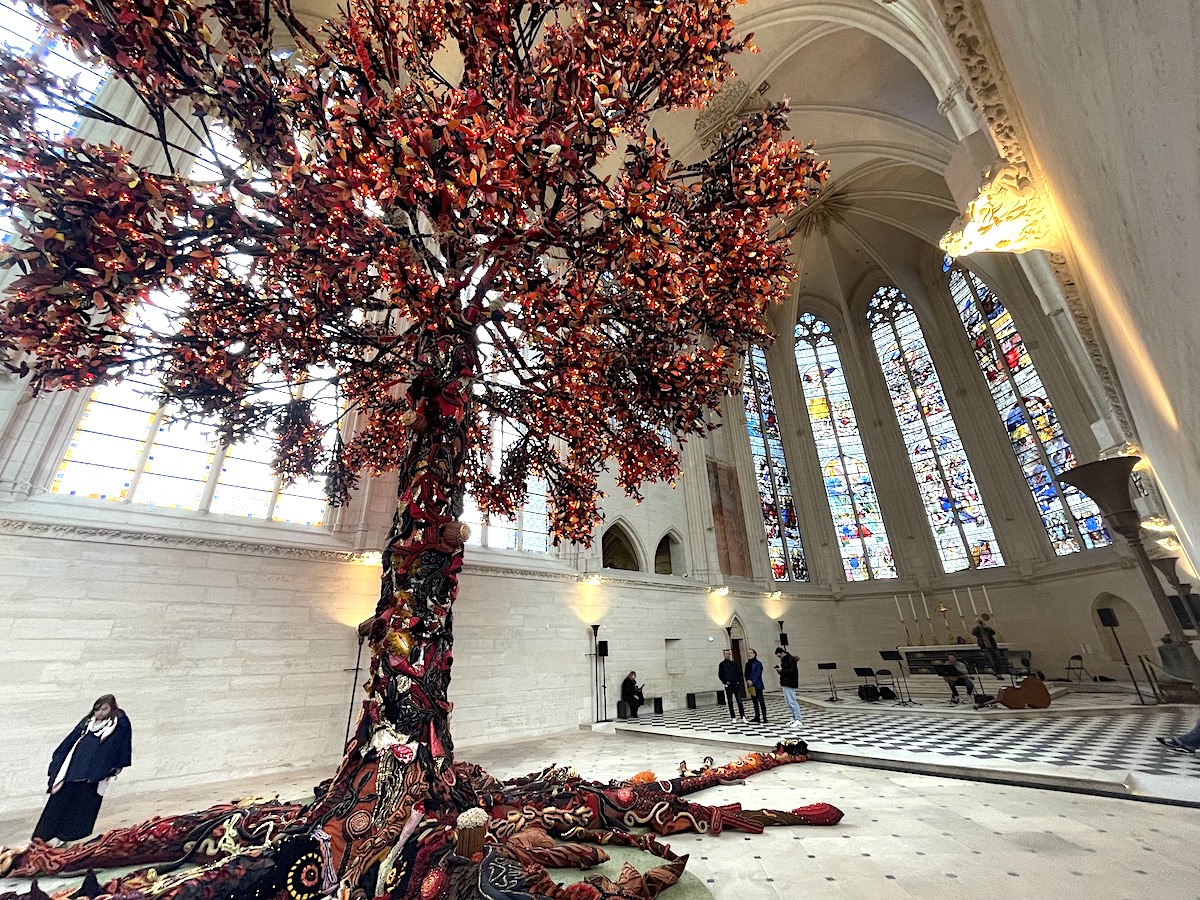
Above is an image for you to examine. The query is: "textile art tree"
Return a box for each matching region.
[0,0,834,897]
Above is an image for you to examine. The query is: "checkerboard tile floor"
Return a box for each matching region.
[618,696,1200,784]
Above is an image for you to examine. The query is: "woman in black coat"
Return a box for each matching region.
[33,694,133,844]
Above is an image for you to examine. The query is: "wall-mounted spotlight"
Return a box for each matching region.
[580,572,602,585]
[769,590,782,600]
[713,585,730,596]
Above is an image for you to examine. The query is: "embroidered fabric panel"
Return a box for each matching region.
[742,347,808,581]
[946,260,1111,554]
[868,286,1004,573]
[793,314,895,581]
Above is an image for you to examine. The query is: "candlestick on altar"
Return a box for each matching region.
[907,593,925,645]
[966,585,979,616]
[894,595,913,645]
[936,603,954,644]
[981,585,1001,640]
[952,589,968,638]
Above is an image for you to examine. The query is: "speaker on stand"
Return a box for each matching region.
[1097,607,1147,705]
[817,662,841,702]
[879,649,918,706]
[596,638,610,720]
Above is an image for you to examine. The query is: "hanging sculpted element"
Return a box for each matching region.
[0,0,836,896]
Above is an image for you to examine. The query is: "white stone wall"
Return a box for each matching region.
[0,521,379,816]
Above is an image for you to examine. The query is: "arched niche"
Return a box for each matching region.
[601,520,643,572]
[1091,593,1157,666]
[653,529,685,575]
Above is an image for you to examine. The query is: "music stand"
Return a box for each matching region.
[879,649,918,706]
[852,667,876,702]
[817,662,841,702]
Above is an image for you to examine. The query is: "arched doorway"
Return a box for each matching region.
[729,616,747,698]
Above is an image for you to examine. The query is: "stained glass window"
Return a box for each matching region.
[868,286,1004,572]
[945,258,1111,554]
[742,347,808,581]
[794,314,895,580]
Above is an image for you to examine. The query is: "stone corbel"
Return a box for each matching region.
[939,160,1058,256]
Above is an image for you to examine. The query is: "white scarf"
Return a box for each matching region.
[51,715,118,791]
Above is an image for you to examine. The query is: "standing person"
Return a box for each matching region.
[33,694,133,845]
[971,614,1005,679]
[620,671,644,719]
[744,648,768,723]
[774,647,803,728]
[942,653,976,704]
[717,649,746,723]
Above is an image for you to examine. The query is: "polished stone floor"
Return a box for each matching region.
[619,687,1200,805]
[3,725,1200,900]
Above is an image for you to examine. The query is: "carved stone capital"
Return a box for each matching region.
[940,160,1057,256]
[937,76,969,115]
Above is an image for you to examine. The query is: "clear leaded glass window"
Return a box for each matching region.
[52,368,337,526]
[794,313,895,580]
[868,286,1004,572]
[49,125,333,526]
[461,416,550,553]
[1,1,107,244]
[742,347,808,581]
[945,257,1111,553]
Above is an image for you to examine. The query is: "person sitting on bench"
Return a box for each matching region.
[941,654,976,704]
[620,671,644,719]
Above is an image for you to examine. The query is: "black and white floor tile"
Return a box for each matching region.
[616,695,1200,801]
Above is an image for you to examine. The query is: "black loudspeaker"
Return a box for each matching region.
[1097,607,1119,627]
[597,640,609,657]
[779,632,789,646]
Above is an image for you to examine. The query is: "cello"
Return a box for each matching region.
[993,675,1051,710]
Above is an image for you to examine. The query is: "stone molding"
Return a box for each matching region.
[694,79,770,150]
[935,0,1136,444]
[1043,252,1137,441]
[0,516,364,562]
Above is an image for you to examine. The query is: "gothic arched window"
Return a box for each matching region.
[945,258,1111,554]
[742,347,808,581]
[794,313,895,580]
[868,286,1004,572]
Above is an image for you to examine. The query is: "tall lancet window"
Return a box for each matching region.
[868,286,1004,572]
[945,258,1111,554]
[794,313,895,580]
[742,348,808,581]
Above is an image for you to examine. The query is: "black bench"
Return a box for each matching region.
[686,690,726,709]
[617,696,663,718]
